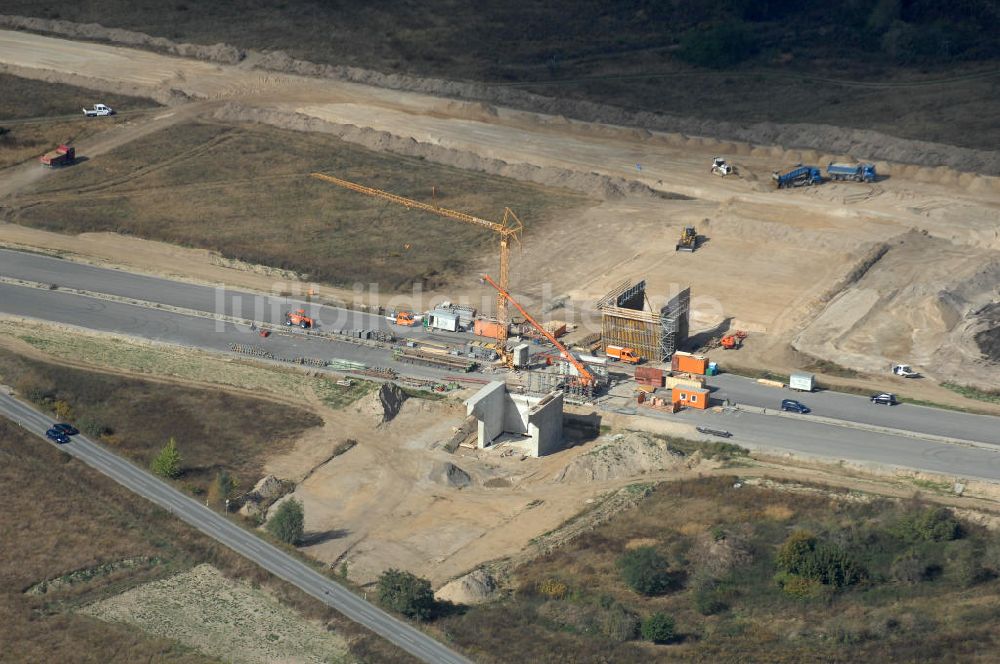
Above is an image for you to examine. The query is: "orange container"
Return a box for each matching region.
[672,351,708,375]
[474,319,506,339]
[671,386,710,409]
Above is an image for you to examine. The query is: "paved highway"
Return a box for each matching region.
[708,374,1000,446]
[0,391,472,664]
[0,247,475,340]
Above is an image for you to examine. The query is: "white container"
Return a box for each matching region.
[789,372,815,392]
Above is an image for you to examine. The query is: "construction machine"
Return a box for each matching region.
[391,311,419,326]
[310,173,522,363]
[711,157,733,176]
[719,330,748,349]
[285,309,314,329]
[482,273,596,388]
[676,226,698,252]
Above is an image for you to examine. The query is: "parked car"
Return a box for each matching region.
[892,364,920,378]
[45,428,71,444]
[53,423,79,436]
[870,392,898,406]
[781,399,810,414]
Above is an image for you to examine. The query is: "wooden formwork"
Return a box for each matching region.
[600,305,663,362]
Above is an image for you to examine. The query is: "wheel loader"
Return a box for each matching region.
[676,226,698,252]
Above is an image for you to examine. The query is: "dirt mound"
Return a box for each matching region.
[974,303,1000,363]
[355,382,408,425]
[210,103,677,200]
[794,231,1000,388]
[435,568,498,605]
[429,461,472,489]
[553,432,696,483]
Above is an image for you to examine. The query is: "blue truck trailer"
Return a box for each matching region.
[772,165,822,189]
[827,162,877,182]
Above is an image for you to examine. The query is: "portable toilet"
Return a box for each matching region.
[672,385,710,410]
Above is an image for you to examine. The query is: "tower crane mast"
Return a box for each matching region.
[310,173,522,360]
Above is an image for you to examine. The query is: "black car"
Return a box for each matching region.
[53,423,79,436]
[870,392,898,406]
[781,399,810,414]
[45,428,71,444]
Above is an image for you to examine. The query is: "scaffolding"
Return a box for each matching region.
[598,281,690,363]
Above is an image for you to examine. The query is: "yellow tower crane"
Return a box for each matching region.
[309,172,523,362]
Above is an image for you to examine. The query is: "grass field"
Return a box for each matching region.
[9,120,587,290]
[439,477,1000,663]
[0,346,322,494]
[0,416,417,663]
[4,3,997,150]
[0,73,159,169]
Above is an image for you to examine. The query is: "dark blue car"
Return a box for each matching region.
[45,428,71,444]
[781,399,810,414]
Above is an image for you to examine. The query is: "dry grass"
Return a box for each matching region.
[440,476,1000,662]
[0,417,418,663]
[0,346,322,494]
[10,120,586,290]
[0,73,158,168]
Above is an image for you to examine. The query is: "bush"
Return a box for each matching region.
[775,530,864,588]
[78,414,112,438]
[775,572,825,599]
[893,507,962,543]
[538,578,568,600]
[641,612,675,644]
[150,437,182,479]
[599,602,640,642]
[890,550,926,584]
[617,546,675,596]
[53,400,73,422]
[692,577,728,615]
[266,498,304,545]
[16,374,55,404]
[207,470,237,510]
[376,569,436,621]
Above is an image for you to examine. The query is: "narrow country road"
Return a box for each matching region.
[0,391,473,664]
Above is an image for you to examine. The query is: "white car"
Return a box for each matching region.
[892,364,920,378]
[83,104,114,117]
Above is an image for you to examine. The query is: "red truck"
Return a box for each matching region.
[40,144,75,167]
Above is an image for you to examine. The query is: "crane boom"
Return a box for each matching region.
[482,273,595,386]
[310,173,522,356]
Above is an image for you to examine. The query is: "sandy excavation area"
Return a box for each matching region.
[0,27,998,391]
[262,385,709,588]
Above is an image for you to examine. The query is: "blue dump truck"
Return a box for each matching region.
[826,162,877,182]
[772,165,822,189]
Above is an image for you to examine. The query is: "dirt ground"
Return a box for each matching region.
[1,28,997,395]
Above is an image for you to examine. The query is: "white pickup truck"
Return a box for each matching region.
[82,104,114,117]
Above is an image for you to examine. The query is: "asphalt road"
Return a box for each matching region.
[0,247,473,341]
[0,391,472,664]
[708,374,1000,446]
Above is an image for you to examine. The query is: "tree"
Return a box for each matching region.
[617,546,674,596]
[266,498,304,545]
[641,612,675,644]
[150,437,182,479]
[376,569,436,621]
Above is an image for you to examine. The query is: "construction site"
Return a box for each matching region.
[1,13,1000,664]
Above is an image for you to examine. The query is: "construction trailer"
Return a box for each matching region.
[425,309,461,332]
[597,280,690,363]
[672,385,710,410]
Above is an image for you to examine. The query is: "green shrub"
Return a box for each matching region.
[78,414,112,438]
[150,437,182,479]
[775,572,825,599]
[692,577,728,615]
[599,602,640,642]
[265,498,304,545]
[892,507,962,543]
[376,569,436,621]
[775,530,864,588]
[890,549,926,584]
[641,612,675,644]
[617,546,675,596]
